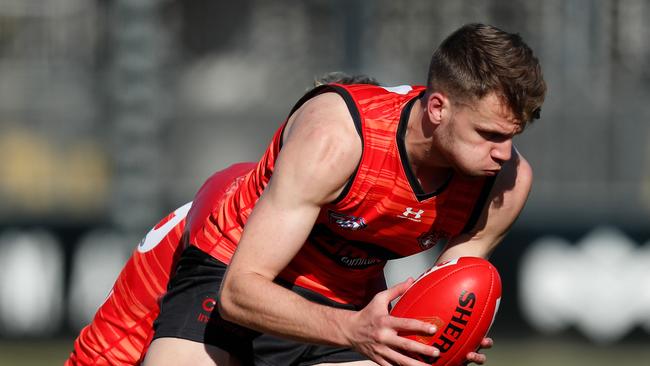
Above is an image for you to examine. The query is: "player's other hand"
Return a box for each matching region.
[464,337,493,365]
[342,278,440,366]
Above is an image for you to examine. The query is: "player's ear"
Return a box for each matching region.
[425,92,447,125]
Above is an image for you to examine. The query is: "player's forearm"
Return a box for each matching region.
[219,272,354,346]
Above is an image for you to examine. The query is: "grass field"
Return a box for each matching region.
[486,337,648,366]
[1,337,648,366]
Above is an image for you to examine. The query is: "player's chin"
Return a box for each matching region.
[482,169,500,176]
[456,166,495,178]
[472,165,501,177]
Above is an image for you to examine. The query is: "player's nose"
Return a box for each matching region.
[491,140,512,165]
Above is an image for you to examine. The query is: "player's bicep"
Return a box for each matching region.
[227,93,361,279]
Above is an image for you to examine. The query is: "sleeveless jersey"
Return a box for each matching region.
[65,163,255,366]
[191,84,494,306]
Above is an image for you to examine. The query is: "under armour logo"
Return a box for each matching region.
[398,207,424,222]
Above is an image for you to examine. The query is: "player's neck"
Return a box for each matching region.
[405,99,454,190]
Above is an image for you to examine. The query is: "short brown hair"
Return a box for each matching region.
[427,23,546,125]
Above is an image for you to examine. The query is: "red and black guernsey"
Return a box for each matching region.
[191,83,495,307]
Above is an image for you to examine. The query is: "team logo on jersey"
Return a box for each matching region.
[398,207,425,222]
[328,210,367,231]
[417,229,450,250]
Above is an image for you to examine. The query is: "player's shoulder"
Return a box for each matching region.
[490,147,533,208]
[284,91,360,150]
[509,148,533,190]
[302,90,350,111]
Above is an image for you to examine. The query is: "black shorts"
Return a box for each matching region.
[153,245,368,366]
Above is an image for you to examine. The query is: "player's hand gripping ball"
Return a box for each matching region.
[390,257,501,366]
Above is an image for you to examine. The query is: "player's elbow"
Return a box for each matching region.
[217,275,244,323]
[219,269,273,326]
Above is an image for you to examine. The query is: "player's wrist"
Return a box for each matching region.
[327,307,358,348]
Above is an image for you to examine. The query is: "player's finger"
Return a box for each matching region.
[479,337,493,349]
[390,335,440,360]
[388,316,437,335]
[465,351,487,364]
[378,278,414,303]
[382,333,440,357]
[378,345,432,366]
[370,355,393,366]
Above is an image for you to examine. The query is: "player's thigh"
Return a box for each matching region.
[143,337,243,366]
[314,361,378,366]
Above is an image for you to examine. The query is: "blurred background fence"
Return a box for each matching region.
[1,0,650,364]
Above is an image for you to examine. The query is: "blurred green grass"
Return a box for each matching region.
[0,339,73,366]
[1,337,649,366]
[486,337,649,366]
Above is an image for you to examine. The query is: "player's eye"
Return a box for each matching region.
[479,131,505,141]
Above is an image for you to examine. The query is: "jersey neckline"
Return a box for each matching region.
[396,92,454,201]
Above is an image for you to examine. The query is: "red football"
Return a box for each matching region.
[390,257,502,366]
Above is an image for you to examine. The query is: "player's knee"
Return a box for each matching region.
[143,337,240,366]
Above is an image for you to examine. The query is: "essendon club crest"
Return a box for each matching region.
[328,210,367,231]
[417,229,450,250]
